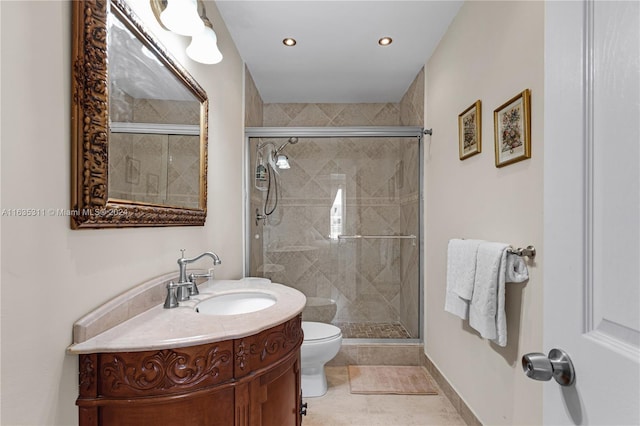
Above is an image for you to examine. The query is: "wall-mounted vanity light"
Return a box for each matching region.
[186,15,223,64]
[158,0,203,35]
[151,0,223,64]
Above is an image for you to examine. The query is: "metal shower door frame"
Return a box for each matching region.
[243,126,425,343]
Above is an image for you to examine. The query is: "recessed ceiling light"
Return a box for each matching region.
[283,38,297,47]
[378,37,393,46]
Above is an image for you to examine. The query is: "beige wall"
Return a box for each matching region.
[424,1,544,424]
[0,1,245,424]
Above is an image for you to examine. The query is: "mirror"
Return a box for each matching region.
[71,0,208,228]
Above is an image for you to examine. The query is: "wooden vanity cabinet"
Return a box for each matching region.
[76,315,303,426]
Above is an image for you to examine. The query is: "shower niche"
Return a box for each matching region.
[247,129,422,341]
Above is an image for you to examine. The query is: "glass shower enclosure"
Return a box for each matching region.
[245,127,423,341]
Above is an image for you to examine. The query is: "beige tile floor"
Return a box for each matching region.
[302,367,466,426]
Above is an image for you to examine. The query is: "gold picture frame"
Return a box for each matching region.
[493,89,531,167]
[458,100,482,160]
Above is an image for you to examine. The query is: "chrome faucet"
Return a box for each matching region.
[164,249,222,309]
[178,250,222,285]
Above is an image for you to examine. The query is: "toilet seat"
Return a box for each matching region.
[302,321,342,343]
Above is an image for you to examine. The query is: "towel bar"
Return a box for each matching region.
[337,234,416,240]
[337,234,417,246]
[508,245,536,258]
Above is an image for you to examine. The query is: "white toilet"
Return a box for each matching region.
[300,321,342,397]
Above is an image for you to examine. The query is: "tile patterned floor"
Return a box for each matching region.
[334,322,412,339]
[302,367,466,426]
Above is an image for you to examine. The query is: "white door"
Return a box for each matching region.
[544,0,640,424]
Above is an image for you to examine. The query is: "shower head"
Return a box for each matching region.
[272,137,298,169]
[275,137,299,155]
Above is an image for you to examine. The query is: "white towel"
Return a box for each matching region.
[469,242,509,345]
[506,254,529,283]
[469,244,530,346]
[444,239,483,319]
[496,253,530,344]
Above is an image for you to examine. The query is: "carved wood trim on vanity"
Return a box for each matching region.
[76,315,303,426]
[234,316,303,378]
[99,343,234,397]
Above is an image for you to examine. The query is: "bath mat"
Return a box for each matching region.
[347,365,438,395]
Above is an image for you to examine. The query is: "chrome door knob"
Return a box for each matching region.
[522,348,575,386]
[522,352,553,381]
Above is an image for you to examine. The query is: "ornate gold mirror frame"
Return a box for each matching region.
[71,0,208,229]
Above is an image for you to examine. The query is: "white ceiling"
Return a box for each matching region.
[214,1,463,103]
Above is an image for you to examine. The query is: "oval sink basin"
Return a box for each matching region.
[196,292,277,315]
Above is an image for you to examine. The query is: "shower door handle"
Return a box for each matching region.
[521,348,575,386]
[255,208,266,226]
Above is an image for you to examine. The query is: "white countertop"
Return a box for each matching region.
[67,279,306,354]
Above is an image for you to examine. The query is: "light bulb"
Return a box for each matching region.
[187,26,223,64]
[160,0,204,36]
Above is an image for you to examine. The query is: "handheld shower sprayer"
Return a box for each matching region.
[255,137,299,224]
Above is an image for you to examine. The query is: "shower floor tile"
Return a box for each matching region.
[334,322,412,339]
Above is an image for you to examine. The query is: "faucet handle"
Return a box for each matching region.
[164,281,179,309]
[180,248,186,258]
[190,271,213,279]
[188,270,216,296]
[188,273,201,296]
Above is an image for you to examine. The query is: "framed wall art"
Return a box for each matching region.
[493,89,531,167]
[458,100,481,160]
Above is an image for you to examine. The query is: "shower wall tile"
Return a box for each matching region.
[359,206,400,235]
[263,103,400,127]
[109,91,199,125]
[331,104,376,126]
[280,104,309,121]
[109,133,171,206]
[245,67,264,127]
[109,133,134,199]
[371,103,402,126]
[316,103,345,121]
[262,105,294,127]
[253,101,420,334]
[402,143,420,196]
[397,68,424,336]
[110,88,134,122]
[353,103,387,123]
[400,67,425,127]
[400,199,420,337]
[287,104,334,126]
[133,98,200,125]
[166,135,200,208]
[109,133,200,208]
[108,96,202,208]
